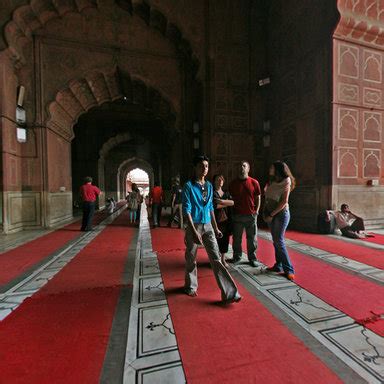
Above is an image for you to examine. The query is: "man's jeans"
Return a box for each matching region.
[270,209,294,274]
[232,214,258,261]
[81,201,95,231]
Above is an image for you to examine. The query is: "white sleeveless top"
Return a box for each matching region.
[264,177,291,203]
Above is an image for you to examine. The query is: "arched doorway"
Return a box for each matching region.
[126,168,150,197]
[0,2,202,232]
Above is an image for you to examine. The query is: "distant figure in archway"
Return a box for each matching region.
[150,181,164,227]
[106,197,115,214]
[127,184,140,224]
[80,176,101,232]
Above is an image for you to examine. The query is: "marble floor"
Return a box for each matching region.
[0,208,383,383]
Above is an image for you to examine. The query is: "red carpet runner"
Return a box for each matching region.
[285,230,384,270]
[363,233,384,245]
[0,210,133,383]
[152,228,342,384]
[0,208,115,288]
[256,237,384,336]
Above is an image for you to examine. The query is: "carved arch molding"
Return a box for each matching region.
[4,0,199,73]
[47,67,177,141]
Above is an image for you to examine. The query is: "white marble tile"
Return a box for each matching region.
[0,308,14,321]
[321,324,384,383]
[138,362,185,384]
[139,277,166,304]
[239,267,292,287]
[138,305,177,358]
[140,259,161,276]
[267,285,345,324]
[291,243,329,256]
[323,254,377,272]
[367,270,384,283]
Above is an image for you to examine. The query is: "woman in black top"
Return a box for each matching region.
[213,174,234,267]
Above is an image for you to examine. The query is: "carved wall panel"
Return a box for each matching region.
[363,149,381,178]
[333,38,384,186]
[338,147,358,178]
[363,111,382,142]
[338,108,358,141]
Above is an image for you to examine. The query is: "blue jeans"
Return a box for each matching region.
[269,209,294,274]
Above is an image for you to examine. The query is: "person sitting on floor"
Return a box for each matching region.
[326,204,371,239]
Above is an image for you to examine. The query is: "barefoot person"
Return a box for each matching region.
[326,204,371,239]
[182,155,241,304]
[263,161,295,281]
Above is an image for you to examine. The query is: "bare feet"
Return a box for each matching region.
[221,256,229,268]
[184,288,197,297]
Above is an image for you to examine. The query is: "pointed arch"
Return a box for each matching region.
[4,0,200,74]
[46,67,177,141]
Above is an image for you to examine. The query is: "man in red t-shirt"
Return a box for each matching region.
[79,176,101,231]
[150,181,164,227]
[228,161,261,267]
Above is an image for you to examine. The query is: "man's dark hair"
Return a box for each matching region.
[154,180,159,186]
[341,203,348,210]
[193,154,210,166]
[84,176,92,183]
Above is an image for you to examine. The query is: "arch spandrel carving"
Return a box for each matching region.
[335,0,384,47]
[4,0,201,77]
[46,68,178,141]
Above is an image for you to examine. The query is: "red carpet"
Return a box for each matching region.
[256,237,384,336]
[0,207,117,288]
[284,230,384,270]
[363,233,384,245]
[152,228,342,383]
[0,210,134,383]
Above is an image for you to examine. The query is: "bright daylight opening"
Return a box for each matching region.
[126,168,150,197]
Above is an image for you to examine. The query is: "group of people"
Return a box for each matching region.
[182,155,296,304]
[79,158,371,306]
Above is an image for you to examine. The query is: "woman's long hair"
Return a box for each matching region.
[273,161,296,190]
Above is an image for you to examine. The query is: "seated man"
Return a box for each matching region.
[326,204,370,239]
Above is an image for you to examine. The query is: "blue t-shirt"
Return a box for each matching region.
[182,180,214,224]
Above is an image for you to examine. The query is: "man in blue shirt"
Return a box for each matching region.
[182,155,241,304]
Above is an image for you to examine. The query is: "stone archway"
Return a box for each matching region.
[118,157,155,201]
[4,0,200,74]
[68,70,177,216]
[0,1,201,232]
[47,68,177,142]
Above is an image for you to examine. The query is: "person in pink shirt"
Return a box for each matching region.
[79,176,101,231]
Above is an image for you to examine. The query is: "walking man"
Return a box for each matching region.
[183,154,241,303]
[229,161,261,267]
[80,176,101,231]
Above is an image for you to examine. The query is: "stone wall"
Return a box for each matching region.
[333,0,384,228]
[264,0,339,230]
